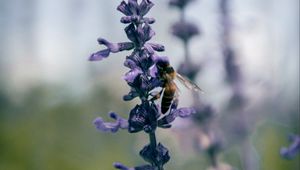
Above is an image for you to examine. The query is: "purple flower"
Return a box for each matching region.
[89,38,134,61]
[117,0,154,18]
[280,134,300,159]
[171,21,200,42]
[169,0,195,9]
[128,102,159,133]
[93,112,128,133]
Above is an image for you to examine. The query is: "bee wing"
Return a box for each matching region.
[176,73,203,92]
[173,81,181,96]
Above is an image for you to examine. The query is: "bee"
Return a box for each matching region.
[152,60,202,114]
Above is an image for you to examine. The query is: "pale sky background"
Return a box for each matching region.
[0,0,299,108]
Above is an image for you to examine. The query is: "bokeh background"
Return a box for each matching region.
[0,0,299,170]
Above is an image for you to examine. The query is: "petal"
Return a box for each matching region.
[113,162,132,170]
[144,44,155,54]
[93,112,128,133]
[117,42,135,51]
[174,107,196,118]
[123,69,142,83]
[98,38,134,53]
[143,24,155,42]
[149,64,158,77]
[124,57,138,69]
[128,0,139,15]
[158,103,195,127]
[151,55,169,64]
[148,43,165,52]
[89,49,110,61]
[143,17,155,24]
[97,38,119,52]
[139,0,154,16]
[97,38,111,45]
[117,1,132,16]
[157,112,176,126]
[120,16,138,24]
[280,134,300,159]
[93,117,117,132]
[125,23,138,44]
[120,16,132,23]
[123,88,139,101]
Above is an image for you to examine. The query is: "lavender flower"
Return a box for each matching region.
[89,1,195,169]
[280,134,300,159]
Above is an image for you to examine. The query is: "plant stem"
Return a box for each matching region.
[183,40,191,65]
[149,131,157,150]
[149,132,163,170]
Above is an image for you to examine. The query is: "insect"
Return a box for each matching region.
[152,59,202,114]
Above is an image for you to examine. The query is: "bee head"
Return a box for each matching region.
[156,58,170,70]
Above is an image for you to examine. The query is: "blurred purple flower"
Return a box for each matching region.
[223,47,241,84]
[192,104,215,124]
[169,0,195,9]
[177,61,201,80]
[171,21,200,42]
[280,134,300,159]
[93,112,128,133]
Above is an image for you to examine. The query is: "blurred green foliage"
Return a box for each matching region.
[0,82,299,170]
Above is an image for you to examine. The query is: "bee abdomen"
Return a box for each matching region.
[161,90,175,114]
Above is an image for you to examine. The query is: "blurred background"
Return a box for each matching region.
[0,0,299,170]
